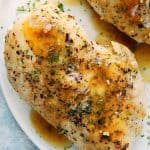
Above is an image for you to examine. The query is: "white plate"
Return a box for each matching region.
[0,0,150,150]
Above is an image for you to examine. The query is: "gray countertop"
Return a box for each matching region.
[0,88,38,150]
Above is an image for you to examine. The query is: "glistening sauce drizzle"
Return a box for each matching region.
[64,0,81,5]
[30,110,72,149]
[135,44,150,83]
[93,16,137,51]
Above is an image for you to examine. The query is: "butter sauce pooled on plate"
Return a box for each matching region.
[30,110,72,149]
[135,44,150,83]
[93,13,137,51]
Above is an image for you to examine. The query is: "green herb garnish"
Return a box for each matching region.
[27,70,41,82]
[64,143,73,150]
[32,2,36,10]
[48,53,59,63]
[17,6,26,11]
[141,134,144,137]
[58,2,64,12]
[147,136,150,140]
[44,0,48,5]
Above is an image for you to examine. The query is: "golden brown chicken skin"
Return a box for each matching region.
[87,0,150,45]
[5,4,146,150]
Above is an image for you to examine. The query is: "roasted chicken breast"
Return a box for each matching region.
[87,0,150,45]
[4,4,146,150]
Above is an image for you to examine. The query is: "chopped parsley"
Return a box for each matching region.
[59,128,68,135]
[16,6,26,11]
[27,70,41,82]
[25,49,29,55]
[58,2,64,12]
[44,0,48,5]
[57,125,68,135]
[141,134,144,137]
[64,143,73,150]
[50,68,56,75]
[147,122,150,125]
[16,0,44,12]
[147,136,150,140]
[32,2,36,9]
[48,53,59,63]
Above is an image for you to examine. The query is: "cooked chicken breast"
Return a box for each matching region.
[87,0,150,45]
[5,4,146,150]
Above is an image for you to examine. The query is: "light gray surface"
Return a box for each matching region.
[0,87,38,150]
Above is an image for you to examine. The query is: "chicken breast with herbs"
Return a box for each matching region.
[87,0,150,45]
[4,4,146,150]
